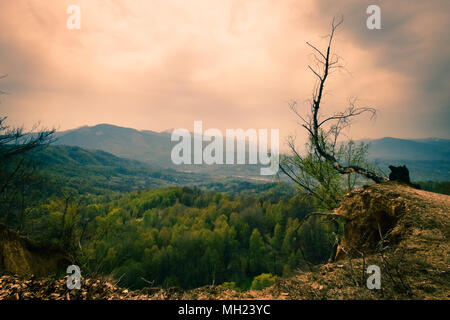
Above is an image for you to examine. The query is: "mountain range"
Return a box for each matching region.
[365,137,450,161]
[54,124,450,181]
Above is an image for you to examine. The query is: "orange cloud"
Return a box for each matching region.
[0,0,448,146]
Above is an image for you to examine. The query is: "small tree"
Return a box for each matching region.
[0,75,55,228]
[249,229,267,275]
[280,17,386,209]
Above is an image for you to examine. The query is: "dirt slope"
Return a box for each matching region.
[235,182,450,300]
[0,224,69,277]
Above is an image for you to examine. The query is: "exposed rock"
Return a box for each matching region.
[0,224,70,277]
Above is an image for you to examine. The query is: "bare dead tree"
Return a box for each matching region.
[281,17,387,185]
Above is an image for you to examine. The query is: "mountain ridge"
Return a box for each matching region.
[54,124,450,181]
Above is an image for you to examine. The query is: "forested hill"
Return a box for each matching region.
[55,124,450,181]
[55,124,172,167]
[28,145,285,196]
[54,124,264,177]
[29,145,213,194]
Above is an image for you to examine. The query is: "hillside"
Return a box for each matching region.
[30,145,213,194]
[226,182,450,299]
[0,224,69,278]
[26,145,278,198]
[55,124,450,181]
[55,124,172,167]
[149,182,449,299]
[55,124,265,178]
[1,182,448,299]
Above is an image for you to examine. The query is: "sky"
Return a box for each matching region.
[0,0,449,146]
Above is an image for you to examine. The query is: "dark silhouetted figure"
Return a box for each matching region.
[389,165,411,184]
[389,165,420,189]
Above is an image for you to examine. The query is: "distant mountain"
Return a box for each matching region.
[55,124,172,167]
[355,137,449,181]
[55,124,267,178]
[55,124,449,181]
[363,137,450,161]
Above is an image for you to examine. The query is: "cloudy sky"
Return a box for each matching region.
[0,0,448,145]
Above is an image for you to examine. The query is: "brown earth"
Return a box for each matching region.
[0,182,449,300]
[0,224,70,277]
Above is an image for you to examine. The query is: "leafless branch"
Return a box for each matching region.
[291,17,387,184]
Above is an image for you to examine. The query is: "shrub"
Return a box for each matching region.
[251,273,277,290]
[218,281,237,290]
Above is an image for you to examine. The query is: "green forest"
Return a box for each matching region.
[31,186,337,290]
[0,142,339,290]
[1,139,449,291]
